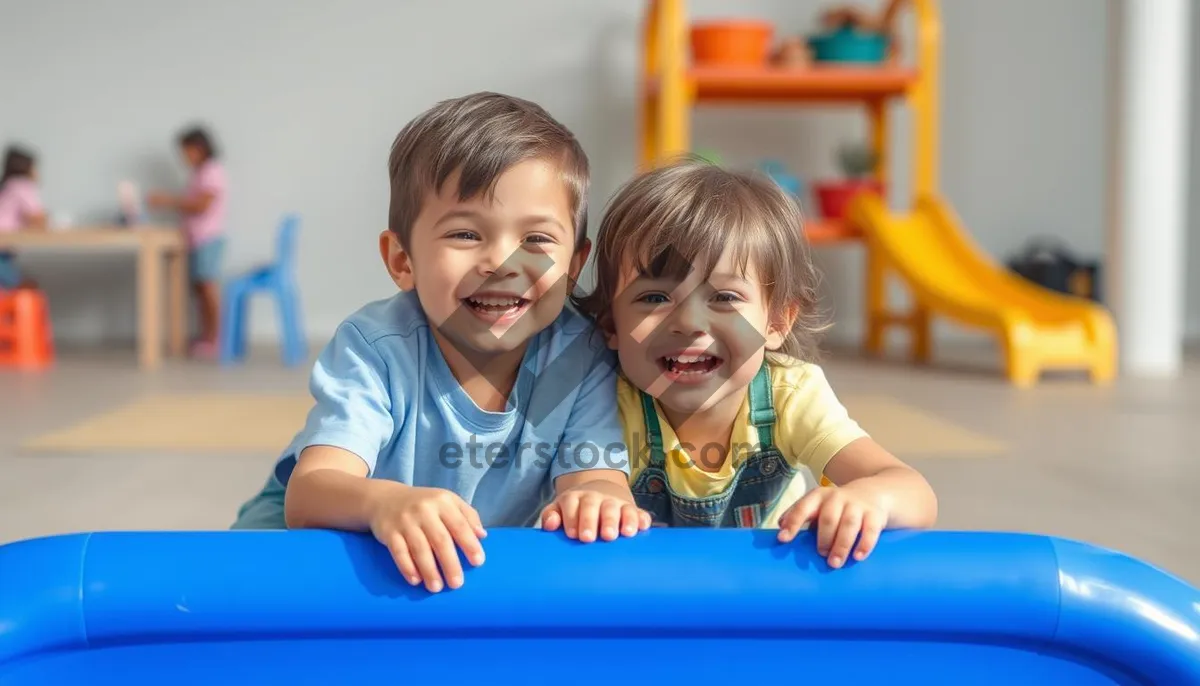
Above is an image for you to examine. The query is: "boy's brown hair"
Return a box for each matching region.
[574,156,828,362]
[387,91,590,250]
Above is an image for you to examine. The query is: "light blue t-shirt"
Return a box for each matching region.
[231,290,630,530]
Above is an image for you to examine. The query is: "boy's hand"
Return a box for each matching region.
[541,478,650,543]
[776,485,889,569]
[368,485,487,593]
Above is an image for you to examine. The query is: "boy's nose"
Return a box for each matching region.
[479,242,520,278]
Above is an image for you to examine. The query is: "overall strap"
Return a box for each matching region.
[639,392,667,468]
[747,363,776,449]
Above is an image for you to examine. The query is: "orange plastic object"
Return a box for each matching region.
[690,20,773,67]
[0,288,55,370]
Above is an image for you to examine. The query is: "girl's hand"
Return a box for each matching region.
[146,191,175,209]
[776,485,889,569]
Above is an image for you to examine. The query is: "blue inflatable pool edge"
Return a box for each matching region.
[0,529,1197,685]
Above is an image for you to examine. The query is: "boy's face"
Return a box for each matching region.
[607,248,790,421]
[382,158,588,361]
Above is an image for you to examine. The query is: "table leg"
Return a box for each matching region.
[167,248,188,357]
[138,245,163,370]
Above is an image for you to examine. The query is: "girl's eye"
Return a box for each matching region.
[713,292,744,303]
[525,234,555,245]
[637,293,669,305]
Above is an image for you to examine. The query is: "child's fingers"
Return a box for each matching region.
[559,494,581,539]
[384,532,421,586]
[401,525,443,593]
[540,503,563,531]
[596,499,624,541]
[618,504,643,536]
[853,509,886,561]
[575,494,602,543]
[457,500,487,539]
[423,519,465,592]
[815,496,845,556]
[777,490,824,543]
[444,509,485,570]
[826,506,863,569]
[639,509,653,530]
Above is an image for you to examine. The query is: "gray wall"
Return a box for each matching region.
[0,0,1192,351]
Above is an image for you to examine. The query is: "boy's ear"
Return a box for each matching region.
[765,302,800,351]
[568,237,592,282]
[379,230,415,291]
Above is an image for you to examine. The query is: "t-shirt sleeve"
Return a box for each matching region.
[552,332,630,482]
[775,363,869,479]
[274,322,397,484]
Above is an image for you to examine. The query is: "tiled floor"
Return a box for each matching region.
[1,341,1197,584]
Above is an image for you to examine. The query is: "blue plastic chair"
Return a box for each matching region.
[219,214,307,367]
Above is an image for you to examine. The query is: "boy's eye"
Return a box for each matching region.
[525,234,556,245]
[447,230,480,241]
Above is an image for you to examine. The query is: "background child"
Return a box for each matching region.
[575,157,937,568]
[232,92,649,593]
[148,126,227,359]
[0,145,48,289]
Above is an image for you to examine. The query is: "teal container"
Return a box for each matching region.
[808,26,888,64]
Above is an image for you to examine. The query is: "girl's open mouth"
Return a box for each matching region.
[658,353,723,380]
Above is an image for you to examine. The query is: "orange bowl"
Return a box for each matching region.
[690,20,774,67]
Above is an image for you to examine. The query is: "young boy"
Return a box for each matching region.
[232,92,648,592]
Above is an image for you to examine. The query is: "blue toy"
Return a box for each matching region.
[808,25,889,64]
[0,529,1197,684]
[759,159,805,199]
[218,213,307,367]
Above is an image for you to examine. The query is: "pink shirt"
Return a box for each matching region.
[0,178,43,233]
[183,160,227,246]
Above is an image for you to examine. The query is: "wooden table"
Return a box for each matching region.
[0,226,189,370]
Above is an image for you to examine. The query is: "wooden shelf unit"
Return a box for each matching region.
[637,0,942,356]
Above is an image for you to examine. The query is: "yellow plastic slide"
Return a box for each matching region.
[848,194,1117,387]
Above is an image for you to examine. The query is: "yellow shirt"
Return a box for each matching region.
[619,358,868,527]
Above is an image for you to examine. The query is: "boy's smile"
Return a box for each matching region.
[382,158,589,385]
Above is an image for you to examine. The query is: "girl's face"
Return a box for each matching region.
[181,144,206,169]
[606,247,792,424]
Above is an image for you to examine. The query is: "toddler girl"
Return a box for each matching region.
[575,157,937,568]
[148,126,228,358]
[0,146,47,289]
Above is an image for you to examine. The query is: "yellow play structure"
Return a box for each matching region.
[637,0,1116,387]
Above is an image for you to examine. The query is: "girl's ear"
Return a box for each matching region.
[379,230,415,290]
[765,302,800,351]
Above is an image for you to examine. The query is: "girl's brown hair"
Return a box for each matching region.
[574,156,828,362]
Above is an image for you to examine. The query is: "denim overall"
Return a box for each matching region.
[631,364,797,528]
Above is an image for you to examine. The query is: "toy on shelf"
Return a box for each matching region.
[758,159,806,200]
[808,24,890,64]
[814,143,885,220]
[689,20,773,67]
[0,529,1198,683]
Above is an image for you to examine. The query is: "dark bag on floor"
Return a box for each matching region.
[1006,239,1102,303]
